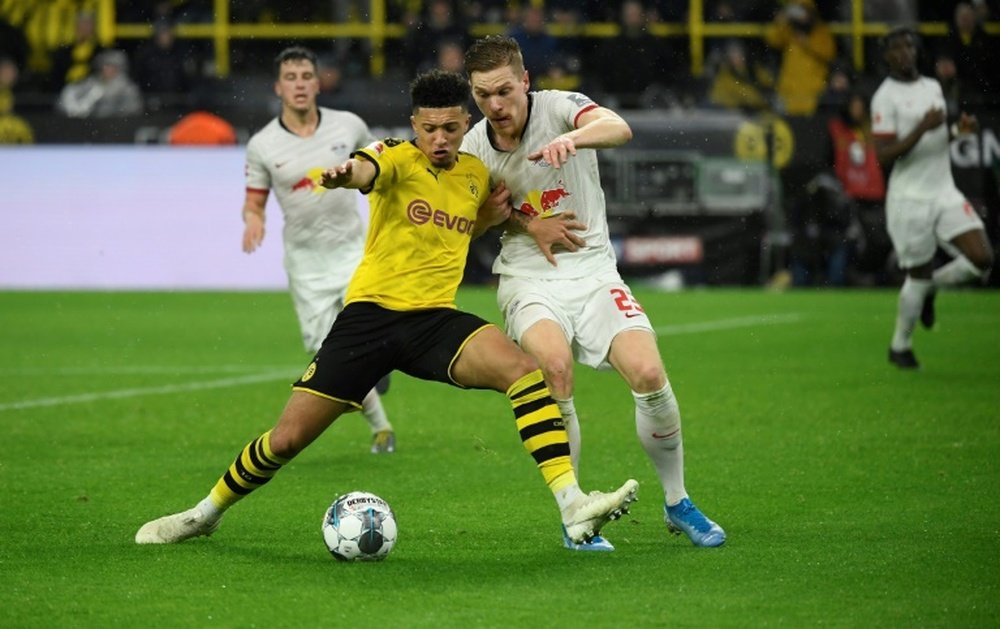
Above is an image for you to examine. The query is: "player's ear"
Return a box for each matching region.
[409,114,417,134]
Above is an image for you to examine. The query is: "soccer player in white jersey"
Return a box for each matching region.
[462,36,725,550]
[871,27,993,369]
[241,46,395,451]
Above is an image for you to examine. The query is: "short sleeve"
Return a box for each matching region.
[546,90,600,130]
[244,135,270,192]
[870,89,896,137]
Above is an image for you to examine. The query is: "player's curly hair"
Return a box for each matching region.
[409,69,470,112]
[464,35,525,76]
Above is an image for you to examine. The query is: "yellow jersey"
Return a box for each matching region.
[346,138,489,310]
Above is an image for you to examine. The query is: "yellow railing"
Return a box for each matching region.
[94,0,999,79]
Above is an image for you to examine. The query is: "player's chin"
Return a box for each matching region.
[430,153,455,168]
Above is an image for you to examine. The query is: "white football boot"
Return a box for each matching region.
[561,479,639,544]
[135,507,221,544]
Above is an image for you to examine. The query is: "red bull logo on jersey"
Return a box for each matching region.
[290,168,328,194]
[517,182,572,217]
[407,199,475,234]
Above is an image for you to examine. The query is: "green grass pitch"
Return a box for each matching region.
[1,287,998,627]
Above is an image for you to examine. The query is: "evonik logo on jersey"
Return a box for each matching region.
[407,199,475,234]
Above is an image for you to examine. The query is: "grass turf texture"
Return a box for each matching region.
[1,287,997,627]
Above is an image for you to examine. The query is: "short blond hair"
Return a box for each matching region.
[464,36,525,76]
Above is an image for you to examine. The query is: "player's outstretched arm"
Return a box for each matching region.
[526,107,632,169]
[321,158,376,190]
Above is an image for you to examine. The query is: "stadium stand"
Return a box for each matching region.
[1,0,997,286]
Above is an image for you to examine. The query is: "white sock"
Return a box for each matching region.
[634,382,687,506]
[933,255,983,287]
[555,483,585,514]
[891,277,932,351]
[361,389,392,433]
[555,397,581,473]
[196,496,223,520]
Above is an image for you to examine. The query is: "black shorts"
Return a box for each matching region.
[292,301,494,408]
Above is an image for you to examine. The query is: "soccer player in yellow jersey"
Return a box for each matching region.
[135,70,638,548]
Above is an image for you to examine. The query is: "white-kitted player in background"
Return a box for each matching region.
[871,27,994,369]
[241,46,395,451]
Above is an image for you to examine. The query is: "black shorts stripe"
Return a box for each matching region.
[519,417,565,442]
[512,397,555,419]
[530,442,571,464]
[223,472,253,496]
[509,379,549,401]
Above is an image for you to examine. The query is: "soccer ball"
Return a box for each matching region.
[322,491,397,561]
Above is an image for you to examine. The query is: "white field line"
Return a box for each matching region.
[0,370,298,412]
[655,312,802,335]
[1,313,802,412]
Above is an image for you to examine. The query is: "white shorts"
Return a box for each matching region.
[886,186,985,269]
[285,243,363,353]
[496,271,654,370]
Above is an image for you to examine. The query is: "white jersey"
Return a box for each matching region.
[870,76,954,201]
[462,90,618,279]
[245,107,374,274]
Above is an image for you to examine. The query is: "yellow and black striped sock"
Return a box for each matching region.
[208,430,289,510]
[507,369,576,493]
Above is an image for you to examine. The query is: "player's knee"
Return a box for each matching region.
[539,355,574,395]
[267,429,303,460]
[629,362,667,394]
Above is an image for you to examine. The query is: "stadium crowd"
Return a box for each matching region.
[1,0,997,288]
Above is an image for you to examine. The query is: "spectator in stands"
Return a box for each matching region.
[788,173,860,287]
[972,0,994,23]
[56,49,143,118]
[50,10,104,92]
[826,90,889,282]
[817,60,854,114]
[535,55,582,92]
[132,19,194,112]
[592,0,671,109]
[941,2,998,106]
[434,40,465,74]
[934,52,962,116]
[764,0,837,116]
[461,1,508,24]
[402,0,470,78]
[0,15,28,72]
[827,91,885,205]
[508,5,560,80]
[0,55,33,143]
[707,39,774,113]
[315,54,355,110]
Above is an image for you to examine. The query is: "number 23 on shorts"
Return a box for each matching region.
[610,288,645,318]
